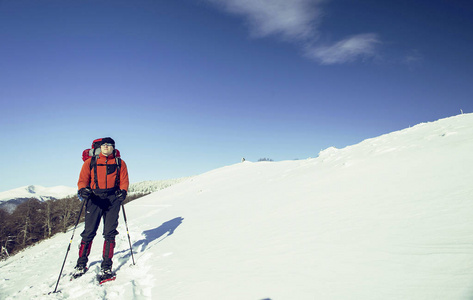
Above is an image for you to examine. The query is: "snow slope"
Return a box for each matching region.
[1,113,473,300]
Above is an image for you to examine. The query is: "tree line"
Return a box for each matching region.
[0,193,148,260]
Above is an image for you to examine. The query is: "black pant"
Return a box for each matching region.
[80,188,121,242]
[77,188,120,269]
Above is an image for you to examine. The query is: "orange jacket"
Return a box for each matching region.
[78,153,129,191]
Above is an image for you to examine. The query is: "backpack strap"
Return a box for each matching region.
[114,156,122,189]
[90,156,99,189]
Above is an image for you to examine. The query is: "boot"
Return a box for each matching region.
[98,266,116,283]
[72,264,88,279]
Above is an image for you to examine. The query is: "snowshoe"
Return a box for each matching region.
[98,268,116,284]
[71,265,88,279]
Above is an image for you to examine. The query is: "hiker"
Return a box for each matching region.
[73,137,129,279]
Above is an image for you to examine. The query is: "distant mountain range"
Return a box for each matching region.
[0,185,76,213]
[0,178,191,214]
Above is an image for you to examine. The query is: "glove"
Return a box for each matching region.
[78,187,92,201]
[116,189,127,202]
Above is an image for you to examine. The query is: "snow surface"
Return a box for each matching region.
[1,113,473,299]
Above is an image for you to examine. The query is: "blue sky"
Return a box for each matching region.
[1,0,472,192]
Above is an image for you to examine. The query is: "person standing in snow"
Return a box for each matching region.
[73,137,129,279]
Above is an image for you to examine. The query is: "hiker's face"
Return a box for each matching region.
[101,143,114,156]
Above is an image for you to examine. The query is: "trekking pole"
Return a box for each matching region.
[121,204,135,265]
[51,195,87,294]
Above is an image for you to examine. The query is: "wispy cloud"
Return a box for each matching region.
[204,0,381,64]
[204,0,323,41]
[402,49,423,68]
[305,33,381,64]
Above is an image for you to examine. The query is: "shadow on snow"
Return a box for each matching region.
[133,217,184,252]
[112,217,184,269]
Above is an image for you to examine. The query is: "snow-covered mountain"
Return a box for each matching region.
[1,113,472,299]
[0,185,76,213]
[0,185,76,203]
[0,179,191,214]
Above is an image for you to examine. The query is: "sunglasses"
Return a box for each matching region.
[101,143,114,147]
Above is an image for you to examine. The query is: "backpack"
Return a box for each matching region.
[82,138,121,162]
[82,138,122,189]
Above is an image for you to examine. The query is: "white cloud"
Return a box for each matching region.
[204,0,382,65]
[205,0,323,41]
[305,33,381,64]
